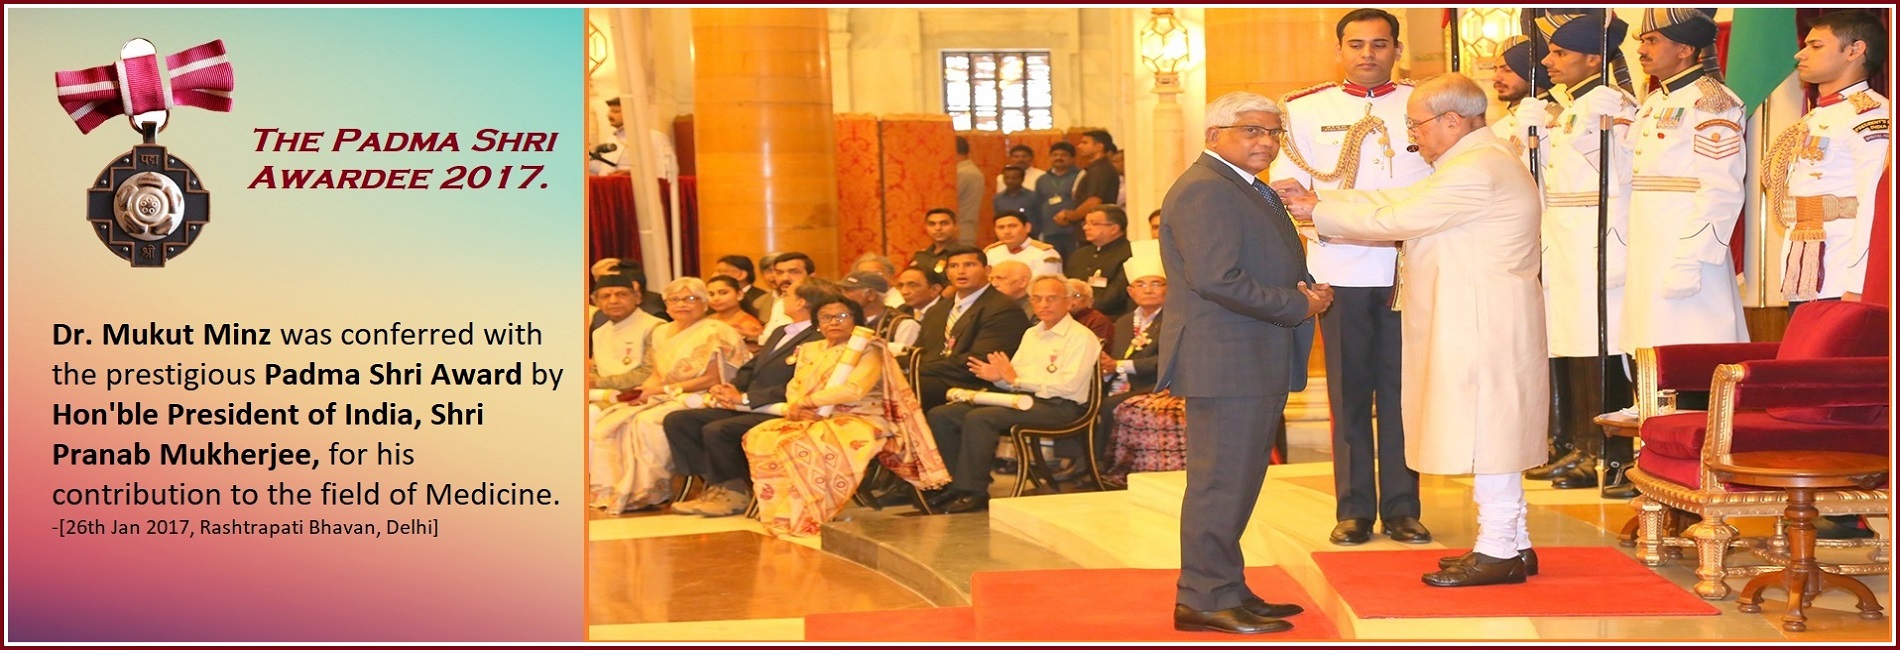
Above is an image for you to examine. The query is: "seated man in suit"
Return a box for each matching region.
[924,275,1101,513]
[665,278,836,517]
[914,244,1031,411]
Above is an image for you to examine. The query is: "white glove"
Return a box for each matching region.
[1514,97,1552,128]
[1662,260,1702,300]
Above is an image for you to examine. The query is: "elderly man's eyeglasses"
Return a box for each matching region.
[1405,112,1451,132]
[1131,280,1167,290]
[1213,124,1286,139]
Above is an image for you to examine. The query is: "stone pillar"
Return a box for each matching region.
[693,8,840,275]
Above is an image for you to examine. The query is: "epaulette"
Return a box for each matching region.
[1849,91,1882,115]
[1694,77,1741,114]
[1026,239,1053,251]
[983,242,1006,251]
[1282,81,1339,104]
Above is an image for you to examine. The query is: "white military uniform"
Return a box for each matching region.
[1270,81,1434,286]
[1768,80,1889,301]
[1541,75,1636,357]
[1622,69,1749,352]
[985,239,1063,278]
[1491,95,1559,173]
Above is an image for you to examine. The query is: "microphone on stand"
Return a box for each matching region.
[590,142,618,165]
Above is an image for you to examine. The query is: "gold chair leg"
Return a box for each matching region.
[1688,517,1739,599]
[1010,433,1032,498]
[1634,496,1669,565]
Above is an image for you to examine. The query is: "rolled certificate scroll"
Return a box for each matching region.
[945,387,1033,410]
[816,326,877,417]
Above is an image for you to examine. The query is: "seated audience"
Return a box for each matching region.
[712,254,766,319]
[923,275,1101,514]
[1064,277,1115,343]
[841,271,920,352]
[742,295,952,536]
[706,275,765,347]
[915,244,1030,411]
[590,277,752,514]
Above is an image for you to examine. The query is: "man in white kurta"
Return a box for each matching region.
[1623,8,1750,353]
[1285,74,1547,588]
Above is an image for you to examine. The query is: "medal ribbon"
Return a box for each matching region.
[55,40,234,134]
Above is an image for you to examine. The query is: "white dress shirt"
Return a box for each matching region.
[997,314,1102,404]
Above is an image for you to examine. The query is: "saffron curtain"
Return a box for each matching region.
[835,114,884,270]
[880,116,959,266]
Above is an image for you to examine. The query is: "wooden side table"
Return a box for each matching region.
[1708,451,1888,632]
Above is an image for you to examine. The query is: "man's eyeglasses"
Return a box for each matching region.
[1405,112,1451,132]
[1131,280,1167,290]
[1213,124,1286,139]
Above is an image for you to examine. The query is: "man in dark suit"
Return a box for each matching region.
[914,244,1032,411]
[664,279,834,517]
[1158,91,1333,634]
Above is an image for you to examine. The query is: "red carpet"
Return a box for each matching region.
[803,566,1334,641]
[970,566,1337,641]
[1311,547,1720,618]
[804,606,976,641]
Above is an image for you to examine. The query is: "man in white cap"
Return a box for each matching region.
[1089,240,1169,468]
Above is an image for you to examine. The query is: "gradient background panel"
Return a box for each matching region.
[7,9,586,641]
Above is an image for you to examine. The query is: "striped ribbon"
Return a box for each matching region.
[55,40,233,134]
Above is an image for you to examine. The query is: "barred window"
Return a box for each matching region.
[942,50,1053,133]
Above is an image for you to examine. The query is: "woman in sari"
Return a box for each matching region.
[591,277,752,514]
[706,275,765,348]
[742,295,951,536]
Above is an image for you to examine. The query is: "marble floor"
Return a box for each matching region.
[586,419,1894,642]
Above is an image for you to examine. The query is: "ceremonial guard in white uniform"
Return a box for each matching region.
[1623,8,1750,354]
[1489,35,1559,174]
[1270,9,1434,547]
[1534,10,1638,492]
[1765,12,1889,305]
[985,238,1064,278]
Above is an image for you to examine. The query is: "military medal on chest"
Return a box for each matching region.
[57,38,234,267]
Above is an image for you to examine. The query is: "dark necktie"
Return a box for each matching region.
[1251,179,1285,215]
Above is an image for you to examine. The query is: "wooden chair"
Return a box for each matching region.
[1627,301,1891,599]
[1009,367,1105,497]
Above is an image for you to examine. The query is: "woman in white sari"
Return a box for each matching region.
[591,277,752,514]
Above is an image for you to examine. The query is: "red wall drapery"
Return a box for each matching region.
[586,175,699,278]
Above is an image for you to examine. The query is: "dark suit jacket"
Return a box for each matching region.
[1109,310,1164,394]
[916,285,1031,387]
[1065,236,1133,317]
[734,324,821,405]
[1156,152,1315,397]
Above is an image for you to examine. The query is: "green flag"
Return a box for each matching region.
[1725,8,1799,116]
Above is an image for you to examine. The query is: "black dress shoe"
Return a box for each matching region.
[1329,518,1373,546]
[1381,516,1433,544]
[1437,548,1540,576]
[1600,482,1640,500]
[993,458,1020,475]
[1241,596,1305,619]
[924,489,960,510]
[942,493,990,514]
[1549,461,1599,489]
[1422,554,1528,587]
[1524,449,1584,480]
[1172,604,1292,634]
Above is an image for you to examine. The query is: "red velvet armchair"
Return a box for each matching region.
[1626,300,1891,599]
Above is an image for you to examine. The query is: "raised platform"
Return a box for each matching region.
[823,463,1893,641]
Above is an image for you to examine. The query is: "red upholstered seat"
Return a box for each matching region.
[1637,411,1888,489]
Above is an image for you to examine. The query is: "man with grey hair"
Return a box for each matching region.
[1160,90,1331,634]
[853,252,907,309]
[1271,8,1432,549]
[1282,73,1548,588]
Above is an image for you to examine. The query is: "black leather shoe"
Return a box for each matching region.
[1524,449,1584,480]
[1437,548,1540,576]
[924,489,960,510]
[1549,461,1599,489]
[942,493,990,514]
[1172,604,1292,634]
[1329,518,1373,546]
[993,458,1020,475]
[1422,554,1528,587]
[1600,482,1639,500]
[1381,516,1433,544]
[1241,596,1305,619]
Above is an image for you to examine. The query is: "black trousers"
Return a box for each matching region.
[1321,285,1417,522]
[662,408,774,487]
[927,398,1084,493]
[1549,355,1633,461]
